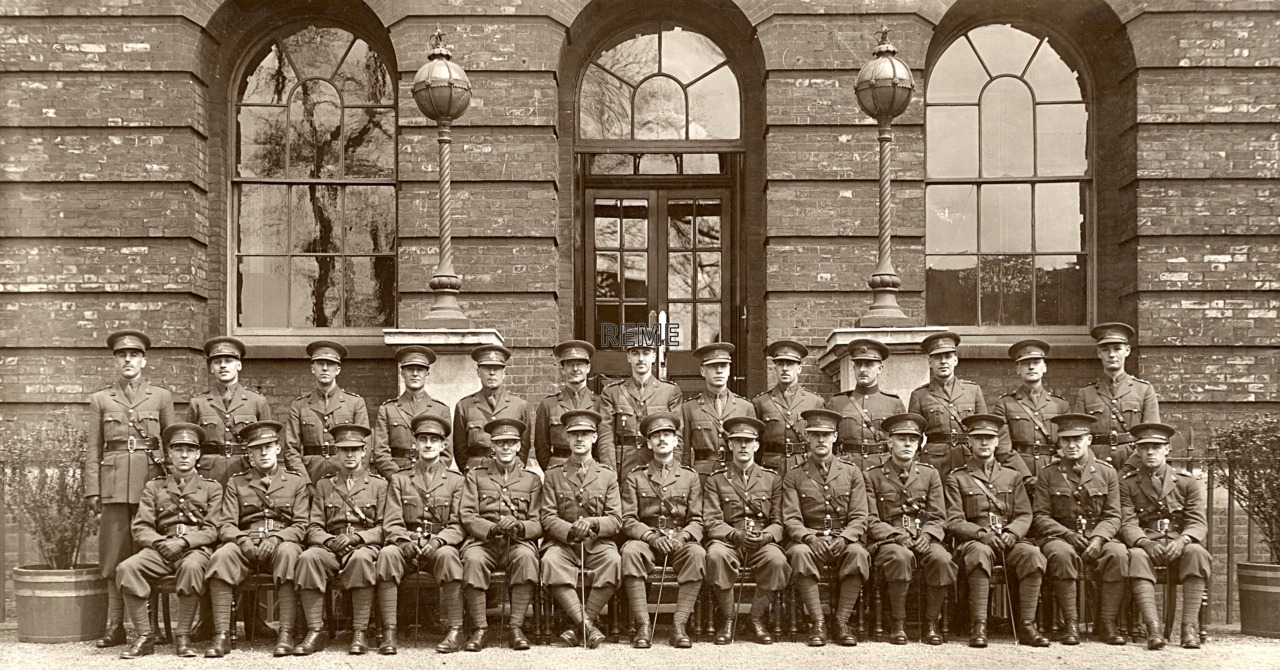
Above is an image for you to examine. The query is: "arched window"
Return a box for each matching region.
[924,25,1089,327]
[233,24,397,331]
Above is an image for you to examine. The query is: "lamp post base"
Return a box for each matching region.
[423,271,472,329]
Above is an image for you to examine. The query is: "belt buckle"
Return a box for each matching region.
[1109,431,1118,446]
[1156,518,1170,534]
[174,523,188,537]
[344,526,358,536]
[264,519,277,532]
[127,435,138,453]
[988,512,1004,533]
[250,527,267,541]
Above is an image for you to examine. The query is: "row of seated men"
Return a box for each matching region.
[108,407,1208,659]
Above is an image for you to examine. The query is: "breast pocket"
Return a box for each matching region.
[691,420,719,451]
[466,421,488,446]
[137,410,160,435]
[962,490,983,519]
[1049,489,1075,517]
[1084,403,1107,423]
[103,411,129,442]
[555,487,581,519]
[1119,399,1143,424]
[761,415,786,444]
[232,414,256,431]
[926,406,948,429]
[301,416,325,444]
[509,494,532,516]
[388,419,411,444]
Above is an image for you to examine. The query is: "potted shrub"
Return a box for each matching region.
[1,414,107,642]
[1212,414,1280,638]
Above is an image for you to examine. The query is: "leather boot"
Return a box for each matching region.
[119,632,156,659]
[202,632,231,658]
[272,627,296,657]
[174,634,198,658]
[509,625,530,651]
[714,613,736,645]
[888,618,908,645]
[1144,620,1166,650]
[1060,620,1080,645]
[436,625,465,653]
[1099,621,1128,645]
[349,629,369,655]
[671,620,692,648]
[968,620,988,648]
[97,622,127,648]
[558,627,579,647]
[751,614,773,644]
[632,619,652,648]
[464,627,488,652]
[378,627,398,655]
[807,616,826,647]
[1181,623,1201,649]
[584,620,607,649]
[294,630,328,656]
[924,619,944,645]
[1019,620,1050,647]
[834,618,858,646]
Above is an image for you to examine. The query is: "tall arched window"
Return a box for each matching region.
[924,25,1089,327]
[233,24,397,332]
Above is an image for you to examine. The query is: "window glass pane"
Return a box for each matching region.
[291,256,342,327]
[623,252,647,299]
[967,25,1039,77]
[661,28,724,83]
[639,153,677,174]
[635,76,686,140]
[593,199,620,248]
[1035,255,1087,325]
[580,65,633,140]
[696,303,722,348]
[1035,183,1084,252]
[240,41,296,104]
[288,80,342,179]
[925,106,978,178]
[238,184,289,253]
[926,38,987,104]
[683,153,721,174]
[925,185,977,254]
[236,257,289,327]
[597,32,658,87]
[344,256,395,327]
[291,185,341,253]
[668,199,694,249]
[345,186,396,253]
[926,256,977,325]
[1024,40,1081,102]
[1037,104,1088,176]
[667,303,693,351]
[335,39,393,104]
[343,108,394,178]
[590,153,634,175]
[669,252,692,300]
[979,184,1031,253]
[595,251,620,298]
[282,26,352,80]
[979,255,1032,325]
[696,199,721,247]
[981,78,1034,178]
[237,106,287,178]
[595,304,620,346]
[688,65,740,140]
[622,199,647,247]
[697,251,721,299]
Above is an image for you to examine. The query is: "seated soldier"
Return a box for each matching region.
[945,414,1049,648]
[703,416,791,645]
[1120,423,1211,650]
[295,424,387,655]
[621,411,707,649]
[204,420,310,657]
[458,418,543,651]
[115,423,223,658]
[539,409,620,649]
[782,409,871,647]
[864,413,957,645]
[376,414,466,655]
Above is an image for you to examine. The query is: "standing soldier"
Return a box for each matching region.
[372,345,450,478]
[1032,413,1130,646]
[864,413,956,645]
[992,339,1065,485]
[205,420,311,657]
[782,409,871,647]
[86,329,175,648]
[828,338,904,472]
[910,331,986,474]
[114,423,221,658]
[535,340,616,471]
[945,414,1050,648]
[294,424,387,655]
[752,340,824,475]
[1119,423,1211,650]
[376,414,467,655]
[681,343,756,482]
[703,416,791,645]
[457,418,543,651]
[1074,322,1160,471]
[188,336,273,485]
[539,409,620,649]
[621,412,706,649]
[285,341,369,484]
[453,344,534,472]
[602,341,684,481]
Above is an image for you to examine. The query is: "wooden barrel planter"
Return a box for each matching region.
[1238,562,1280,638]
[13,564,108,643]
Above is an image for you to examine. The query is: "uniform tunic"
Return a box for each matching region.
[944,458,1046,579]
[621,460,706,584]
[458,462,542,589]
[601,376,683,480]
[116,473,222,598]
[680,390,756,480]
[908,378,987,474]
[539,458,622,588]
[827,386,905,473]
[372,391,450,478]
[864,460,956,586]
[296,472,387,591]
[285,387,369,484]
[991,386,1067,484]
[377,461,466,585]
[704,463,790,591]
[187,383,273,484]
[1073,373,1160,471]
[452,388,534,472]
[781,458,871,582]
[534,386,616,471]
[1119,465,1211,582]
[1031,453,1128,581]
[753,385,825,474]
[207,467,310,585]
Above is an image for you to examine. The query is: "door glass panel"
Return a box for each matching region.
[595,251,620,298]
[593,199,621,247]
[696,252,721,299]
[668,199,694,247]
[623,252,648,299]
[596,304,620,341]
[695,200,721,247]
[669,252,693,299]
[696,303,722,348]
[667,303,693,351]
[622,203,647,247]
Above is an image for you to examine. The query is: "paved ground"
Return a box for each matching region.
[1,625,1276,670]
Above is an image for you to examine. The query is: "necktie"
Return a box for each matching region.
[715,394,725,416]
[487,392,498,411]
[222,386,234,407]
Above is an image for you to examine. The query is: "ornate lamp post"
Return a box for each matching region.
[854,27,916,326]
[412,29,473,327]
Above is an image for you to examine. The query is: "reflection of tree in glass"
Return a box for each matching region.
[581,66,632,139]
